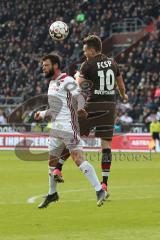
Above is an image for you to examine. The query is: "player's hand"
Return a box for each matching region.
[77,109,88,118]
[34,111,42,121]
[121,94,128,102]
[74,71,80,80]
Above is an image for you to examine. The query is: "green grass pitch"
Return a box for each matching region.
[0,150,160,240]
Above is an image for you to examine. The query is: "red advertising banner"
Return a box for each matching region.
[111,134,152,151]
[0,133,152,151]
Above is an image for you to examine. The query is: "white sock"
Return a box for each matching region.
[79,161,101,192]
[48,167,57,195]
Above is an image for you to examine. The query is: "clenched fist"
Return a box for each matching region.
[34,111,42,121]
[77,109,88,118]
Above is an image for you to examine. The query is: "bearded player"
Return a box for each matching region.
[35,54,107,208]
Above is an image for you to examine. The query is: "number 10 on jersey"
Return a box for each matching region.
[98,69,115,91]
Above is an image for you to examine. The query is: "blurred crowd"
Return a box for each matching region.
[117,21,160,130]
[0,0,160,128]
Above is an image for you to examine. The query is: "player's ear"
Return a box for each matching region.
[53,63,59,70]
[91,48,97,55]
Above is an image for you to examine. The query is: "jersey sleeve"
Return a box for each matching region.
[64,76,86,109]
[63,76,80,96]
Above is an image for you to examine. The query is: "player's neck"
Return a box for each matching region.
[52,70,62,80]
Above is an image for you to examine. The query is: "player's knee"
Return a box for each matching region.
[101,138,112,149]
[61,148,70,160]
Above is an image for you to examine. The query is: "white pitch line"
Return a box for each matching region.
[27,195,42,203]
[27,185,160,204]
[27,188,87,203]
[27,194,160,204]
[27,183,160,203]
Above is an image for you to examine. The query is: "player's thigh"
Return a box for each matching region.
[80,102,116,139]
[61,130,83,152]
[49,136,65,158]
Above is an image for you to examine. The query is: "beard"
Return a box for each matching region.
[44,67,54,78]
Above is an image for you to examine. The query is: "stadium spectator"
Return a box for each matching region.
[150,117,160,150]
[119,112,133,124]
[156,107,160,121]
[145,110,157,131]
[0,109,7,124]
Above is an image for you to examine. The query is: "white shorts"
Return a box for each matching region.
[49,129,83,156]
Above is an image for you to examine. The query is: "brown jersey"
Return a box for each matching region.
[80,54,120,102]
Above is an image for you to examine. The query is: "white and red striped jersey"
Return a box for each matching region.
[45,73,80,133]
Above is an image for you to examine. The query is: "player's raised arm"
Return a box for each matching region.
[65,75,86,112]
[74,71,88,118]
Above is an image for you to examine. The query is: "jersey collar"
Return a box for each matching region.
[52,73,68,81]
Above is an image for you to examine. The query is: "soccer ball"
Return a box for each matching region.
[49,21,69,41]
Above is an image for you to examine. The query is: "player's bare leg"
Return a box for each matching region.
[70,149,107,207]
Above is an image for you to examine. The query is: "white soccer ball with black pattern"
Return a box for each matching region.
[49,21,69,41]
